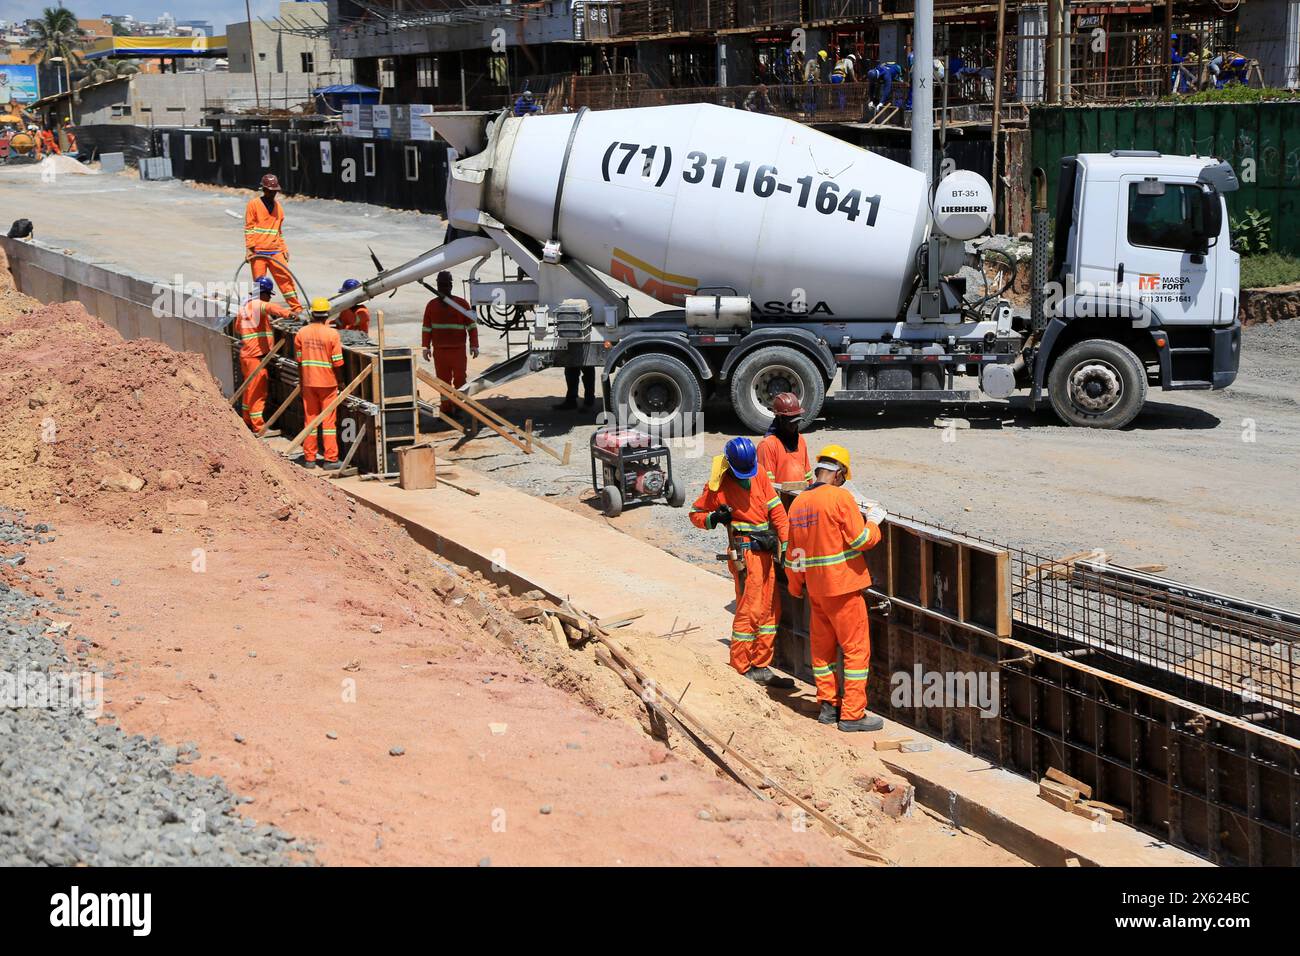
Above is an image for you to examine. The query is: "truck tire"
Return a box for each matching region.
[610,353,702,437]
[1047,339,1148,429]
[729,346,826,434]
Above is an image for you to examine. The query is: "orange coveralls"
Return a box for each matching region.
[39,130,60,155]
[784,483,882,721]
[294,321,344,463]
[691,471,789,675]
[757,433,813,485]
[244,197,302,310]
[422,295,478,408]
[233,296,291,432]
[336,305,371,335]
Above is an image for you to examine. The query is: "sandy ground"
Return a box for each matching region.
[0,255,1020,865]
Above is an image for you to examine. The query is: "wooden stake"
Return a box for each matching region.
[285,366,373,455]
[417,368,571,465]
[228,339,285,408]
[259,383,301,435]
[332,420,368,476]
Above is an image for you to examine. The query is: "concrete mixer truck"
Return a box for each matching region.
[328,103,1241,434]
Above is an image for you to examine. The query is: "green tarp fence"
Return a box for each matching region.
[1030,102,1299,256]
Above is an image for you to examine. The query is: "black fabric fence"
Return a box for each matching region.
[75,124,154,166]
[152,129,450,215]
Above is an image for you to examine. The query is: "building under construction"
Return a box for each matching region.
[325,0,1298,118]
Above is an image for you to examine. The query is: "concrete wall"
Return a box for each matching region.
[227,1,352,87]
[70,72,322,127]
[1,237,237,395]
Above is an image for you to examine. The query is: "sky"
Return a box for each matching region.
[1,1,285,33]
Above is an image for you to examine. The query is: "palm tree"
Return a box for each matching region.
[27,6,85,101]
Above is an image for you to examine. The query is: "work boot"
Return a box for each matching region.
[838,714,885,733]
[320,460,342,471]
[553,397,578,411]
[298,457,317,469]
[817,702,840,725]
[745,667,795,689]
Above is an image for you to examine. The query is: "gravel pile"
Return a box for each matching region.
[0,510,311,866]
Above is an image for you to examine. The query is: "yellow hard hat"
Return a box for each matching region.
[309,297,331,315]
[818,50,828,60]
[815,444,852,480]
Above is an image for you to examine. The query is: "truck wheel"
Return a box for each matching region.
[1047,339,1148,429]
[610,353,702,437]
[729,346,825,434]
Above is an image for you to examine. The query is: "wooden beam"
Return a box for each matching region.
[259,383,301,435]
[285,366,373,455]
[417,369,572,465]
[228,339,285,408]
[417,368,532,455]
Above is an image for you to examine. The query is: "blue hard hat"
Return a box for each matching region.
[724,436,759,480]
[339,278,361,293]
[256,276,275,294]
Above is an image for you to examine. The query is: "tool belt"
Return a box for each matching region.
[733,529,779,555]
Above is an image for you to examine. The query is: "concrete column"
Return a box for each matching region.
[717,35,756,86]
[912,0,934,190]
[1017,4,1047,103]
[878,23,906,65]
[636,41,670,86]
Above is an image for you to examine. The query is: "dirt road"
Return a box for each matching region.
[436,319,1300,610]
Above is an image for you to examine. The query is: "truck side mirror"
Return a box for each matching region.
[1200,186,1222,245]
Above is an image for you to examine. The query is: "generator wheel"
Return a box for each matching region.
[601,485,623,518]
[665,476,686,508]
[729,346,825,434]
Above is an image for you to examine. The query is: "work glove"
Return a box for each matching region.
[709,505,733,528]
[866,504,888,526]
[748,531,779,554]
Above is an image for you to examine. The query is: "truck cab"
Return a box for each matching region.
[1031,151,1241,427]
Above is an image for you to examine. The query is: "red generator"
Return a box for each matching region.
[590,427,686,517]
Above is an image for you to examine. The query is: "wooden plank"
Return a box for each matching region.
[416,368,532,454]
[918,536,933,611]
[1046,766,1093,800]
[995,549,1012,638]
[285,366,373,455]
[336,421,368,473]
[259,383,301,434]
[228,339,285,407]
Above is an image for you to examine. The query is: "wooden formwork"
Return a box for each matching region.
[772,496,1300,865]
[234,327,419,475]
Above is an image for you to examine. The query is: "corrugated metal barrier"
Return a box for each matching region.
[1031,102,1300,256]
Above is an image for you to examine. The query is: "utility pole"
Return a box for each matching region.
[991,0,1007,232]
[244,0,261,110]
[1046,0,1060,103]
[911,0,934,191]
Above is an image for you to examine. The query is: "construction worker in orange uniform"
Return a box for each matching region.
[421,270,478,414]
[62,119,78,157]
[757,392,813,486]
[39,127,60,156]
[691,437,795,687]
[784,445,887,732]
[334,279,371,336]
[231,276,291,432]
[244,173,303,312]
[295,298,345,470]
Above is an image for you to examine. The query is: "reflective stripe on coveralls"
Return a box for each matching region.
[757,432,813,484]
[785,482,882,720]
[234,297,290,431]
[294,323,345,462]
[690,470,789,674]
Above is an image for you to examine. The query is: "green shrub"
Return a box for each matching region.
[1231,208,1272,256]
[1241,254,1300,290]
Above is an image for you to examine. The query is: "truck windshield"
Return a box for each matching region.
[1127,182,1204,251]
